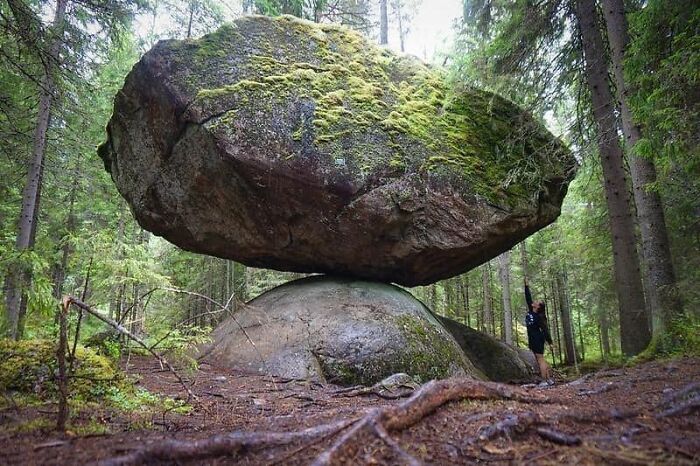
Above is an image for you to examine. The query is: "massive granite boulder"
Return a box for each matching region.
[197,276,482,385]
[99,15,576,286]
[436,315,537,383]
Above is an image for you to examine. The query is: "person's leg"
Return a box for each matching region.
[534,353,547,379]
[543,356,552,381]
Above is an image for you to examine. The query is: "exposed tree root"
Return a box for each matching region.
[98,378,546,466]
[97,418,358,466]
[312,378,547,465]
[656,394,700,418]
[536,427,582,445]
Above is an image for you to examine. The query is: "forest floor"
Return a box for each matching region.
[1,355,698,465]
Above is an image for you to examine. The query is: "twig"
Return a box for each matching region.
[63,296,197,402]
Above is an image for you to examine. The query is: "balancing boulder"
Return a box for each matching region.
[99,15,576,286]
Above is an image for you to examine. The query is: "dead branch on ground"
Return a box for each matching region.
[62,296,197,402]
[332,373,418,399]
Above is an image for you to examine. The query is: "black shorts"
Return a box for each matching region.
[528,336,545,355]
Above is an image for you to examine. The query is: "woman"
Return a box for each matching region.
[524,279,554,386]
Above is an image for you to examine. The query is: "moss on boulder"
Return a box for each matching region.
[100,15,576,286]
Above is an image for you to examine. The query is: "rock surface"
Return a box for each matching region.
[437,315,537,382]
[197,276,482,385]
[100,15,576,286]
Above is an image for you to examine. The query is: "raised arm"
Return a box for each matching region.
[524,282,533,312]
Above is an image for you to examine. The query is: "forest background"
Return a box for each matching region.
[1,0,698,369]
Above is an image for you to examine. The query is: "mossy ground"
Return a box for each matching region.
[0,339,190,434]
[171,15,571,204]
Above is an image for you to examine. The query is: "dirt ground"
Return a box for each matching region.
[1,355,698,465]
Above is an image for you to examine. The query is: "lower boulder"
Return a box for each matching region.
[436,315,537,383]
[198,276,482,385]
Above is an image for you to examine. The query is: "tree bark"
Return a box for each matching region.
[548,281,563,365]
[51,184,76,299]
[482,262,493,336]
[601,0,683,342]
[556,273,576,365]
[379,0,388,45]
[575,0,650,356]
[598,295,611,361]
[4,0,68,339]
[461,274,470,327]
[498,252,513,344]
[393,0,405,52]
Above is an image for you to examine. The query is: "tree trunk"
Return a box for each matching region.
[394,0,405,52]
[462,274,470,327]
[482,262,494,336]
[598,296,611,361]
[4,0,68,339]
[186,0,195,39]
[548,281,563,365]
[379,0,388,45]
[601,0,683,342]
[51,182,76,299]
[497,252,513,344]
[556,273,576,365]
[575,0,650,356]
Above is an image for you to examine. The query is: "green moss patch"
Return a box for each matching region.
[177,15,571,203]
[315,314,468,386]
[0,339,127,402]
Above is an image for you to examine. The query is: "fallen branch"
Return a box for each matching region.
[332,373,419,399]
[478,412,539,441]
[63,296,197,402]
